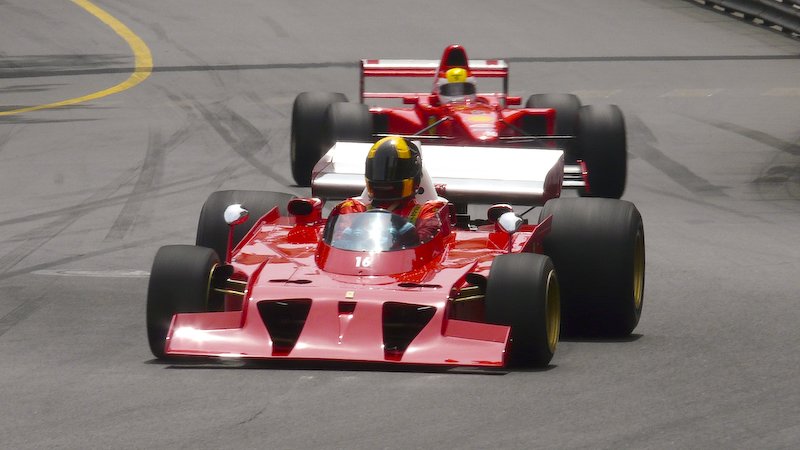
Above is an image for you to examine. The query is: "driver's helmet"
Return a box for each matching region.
[365,136,422,202]
[437,67,477,104]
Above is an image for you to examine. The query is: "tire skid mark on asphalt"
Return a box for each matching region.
[0,163,225,276]
[103,129,165,240]
[104,125,193,241]
[191,100,303,194]
[0,231,184,283]
[260,14,290,38]
[0,171,214,229]
[243,91,289,119]
[236,407,267,426]
[626,113,728,197]
[0,0,152,116]
[634,183,776,223]
[0,62,356,80]
[0,165,140,275]
[685,117,800,203]
[113,8,227,88]
[160,89,252,190]
[0,126,19,156]
[688,118,800,157]
[32,269,149,278]
[0,294,49,338]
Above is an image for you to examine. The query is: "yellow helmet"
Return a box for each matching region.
[445,67,468,83]
[365,136,422,201]
[439,67,476,103]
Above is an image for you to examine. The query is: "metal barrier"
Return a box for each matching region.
[690,0,800,38]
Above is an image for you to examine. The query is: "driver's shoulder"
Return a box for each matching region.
[421,198,447,211]
[333,197,368,214]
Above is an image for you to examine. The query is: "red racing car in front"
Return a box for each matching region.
[147,143,645,369]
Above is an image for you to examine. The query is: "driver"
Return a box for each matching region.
[331,136,445,243]
[437,67,477,104]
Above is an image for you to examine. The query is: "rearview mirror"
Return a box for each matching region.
[224,204,249,226]
[497,211,523,234]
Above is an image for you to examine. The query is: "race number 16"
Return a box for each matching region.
[355,256,372,267]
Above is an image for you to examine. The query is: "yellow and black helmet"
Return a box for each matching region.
[365,136,422,201]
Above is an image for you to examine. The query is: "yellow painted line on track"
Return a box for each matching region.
[0,0,152,116]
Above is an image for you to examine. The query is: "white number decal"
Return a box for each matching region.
[355,256,373,267]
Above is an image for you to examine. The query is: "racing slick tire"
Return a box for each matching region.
[576,104,627,199]
[485,253,561,368]
[291,91,348,186]
[540,198,645,337]
[525,93,582,161]
[147,245,222,359]
[324,102,373,146]
[196,190,295,262]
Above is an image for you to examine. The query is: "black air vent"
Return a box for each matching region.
[382,302,436,359]
[257,299,312,355]
[397,282,442,289]
[269,279,312,284]
[445,48,468,68]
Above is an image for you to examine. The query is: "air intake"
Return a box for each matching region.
[382,302,436,360]
[257,299,312,355]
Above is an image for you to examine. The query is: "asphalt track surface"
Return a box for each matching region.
[1,1,799,448]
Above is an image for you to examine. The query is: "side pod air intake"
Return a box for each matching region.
[258,299,312,355]
[382,302,436,360]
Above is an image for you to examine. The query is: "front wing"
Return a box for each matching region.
[165,290,510,367]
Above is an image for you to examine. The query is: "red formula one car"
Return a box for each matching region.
[290,44,627,198]
[146,143,645,369]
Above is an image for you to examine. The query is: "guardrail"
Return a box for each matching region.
[690,0,800,38]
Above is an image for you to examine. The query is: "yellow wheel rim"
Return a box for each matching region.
[545,269,561,354]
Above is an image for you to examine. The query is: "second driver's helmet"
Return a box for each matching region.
[438,67,477,104]
[365,136,422,202]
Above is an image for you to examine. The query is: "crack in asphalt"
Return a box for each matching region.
[2,54,798,79]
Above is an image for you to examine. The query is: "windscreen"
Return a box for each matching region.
[323,210,421,252]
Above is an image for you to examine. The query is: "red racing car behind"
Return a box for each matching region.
[290,44,627,198]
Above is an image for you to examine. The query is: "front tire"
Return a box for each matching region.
[196,190,295,261]
[485,253,561,367]
[540,198,645,337]
[147,245,221,359]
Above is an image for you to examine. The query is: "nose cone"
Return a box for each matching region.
[452,108,501,143]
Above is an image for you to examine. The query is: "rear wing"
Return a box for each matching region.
[359,59,509,102]
[311,142,564,206]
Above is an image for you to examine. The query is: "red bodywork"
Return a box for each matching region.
[362,45,556,145]
[165,204,553,368]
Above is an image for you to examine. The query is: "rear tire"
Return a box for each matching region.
[291,91,348,186]
[540,198,645,337]
[526,94,582,161]
[147,245,221,359]
[485,253,561,367]
[196,190,295,261]
[576,104,627,199]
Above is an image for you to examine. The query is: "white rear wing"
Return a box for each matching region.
[311,142,564,206]
[359,59,509,102]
